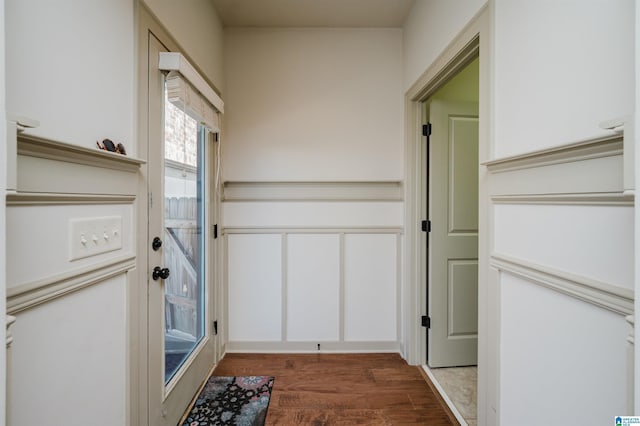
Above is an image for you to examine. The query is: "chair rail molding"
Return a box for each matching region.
[491,253,633,316]
[7,254,136,315]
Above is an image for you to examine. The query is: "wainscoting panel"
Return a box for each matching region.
[486,131,635,423]
[493,203,633,290]
[6,203,134,293]
[286,234,340,341]
[499,272,628,425]
[5,132,141,426]
[227,234,283,342]
[225,229,401,352]
[7,275,127,426]
[343,234,398,342]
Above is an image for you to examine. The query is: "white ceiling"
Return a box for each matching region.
[211,0,416,28]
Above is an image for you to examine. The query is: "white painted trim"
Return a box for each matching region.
[486,133,629,203]
[7,254,136,314]
[628,315,635,345]
[421,365,469,426]
[225,340,401,353]
[159,52,224,113]
[491,193,633,206]
[224,226,403,235]
[281,234,288,341]
[403,1,489,373]
[223,180,403,202]
[18,132,145,172]
[5,315,16,348]
[483,133,622,173]
[6,193,136,205]
[491,253,633,316]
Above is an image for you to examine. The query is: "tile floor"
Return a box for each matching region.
[426,366,477,426]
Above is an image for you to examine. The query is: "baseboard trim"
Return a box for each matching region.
[225,341,401,353]
[491,253,633,316]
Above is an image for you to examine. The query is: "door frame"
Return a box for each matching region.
[402,4,495,424]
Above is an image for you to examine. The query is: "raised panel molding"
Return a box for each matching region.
[223,181,403,202]
[225,229,401,351]
[491,253,633,316]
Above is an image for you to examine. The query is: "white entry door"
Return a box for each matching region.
[147,33,218,425]
[426,99,479,368]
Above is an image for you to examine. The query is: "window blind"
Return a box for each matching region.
[166,71,219,131]
[159,52,223,132]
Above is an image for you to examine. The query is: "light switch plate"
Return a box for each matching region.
[69,216,122,261]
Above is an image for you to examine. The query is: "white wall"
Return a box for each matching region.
[4,1,138,425]
[223,28,403,181]
[5,0,134,152]
[403,0,486,91]
[492,0,636,424]
[142,0,225,92]
[493,0,635,158]
[222,27,404,352]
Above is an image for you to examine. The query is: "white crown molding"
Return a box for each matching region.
[7,254,136,314]
[223,181,403,202]
[491,253,633,316]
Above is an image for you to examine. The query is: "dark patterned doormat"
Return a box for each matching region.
[181,376,274,426]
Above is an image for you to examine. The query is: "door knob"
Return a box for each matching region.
[152,237,163,251]
[152,266,170,281]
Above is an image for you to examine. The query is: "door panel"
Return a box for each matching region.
[147,33,218,426]
[427,99,478,368]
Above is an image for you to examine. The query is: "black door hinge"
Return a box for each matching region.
[213,224,218,239]
[213,320,218,335]
[421,220,431,233]
[422,123,432,137]
[421,316,431,328]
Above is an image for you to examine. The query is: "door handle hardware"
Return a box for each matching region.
[152,237,163,251]
[152,266,170,281]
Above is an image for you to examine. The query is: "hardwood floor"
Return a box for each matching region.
[211,353,458,425]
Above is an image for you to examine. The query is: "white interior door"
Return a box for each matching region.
[147,34,218,425]
[427,99,479,368]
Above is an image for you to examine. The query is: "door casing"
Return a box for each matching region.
[402,4,494,424]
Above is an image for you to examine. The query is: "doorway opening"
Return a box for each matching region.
[422,55,479,426]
